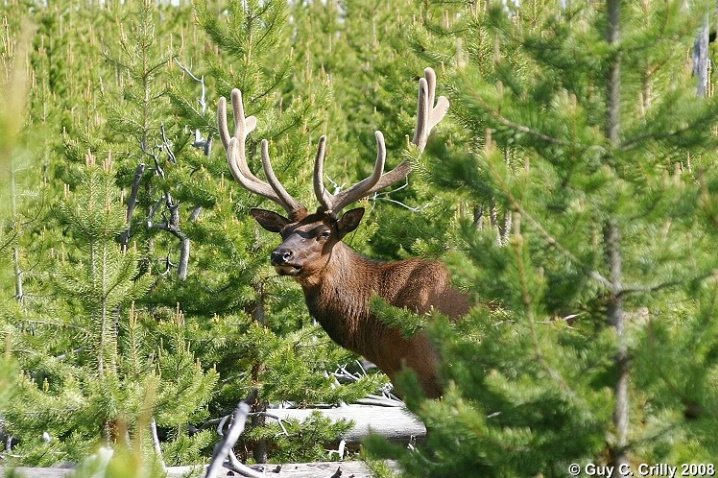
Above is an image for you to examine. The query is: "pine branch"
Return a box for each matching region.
[509,199,614,292]
[474,96,577,146]
[513,213,585,408]
[620,110,718,151]
[618,275,714,297]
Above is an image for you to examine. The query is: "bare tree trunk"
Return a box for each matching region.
[12,247,23,304]
[120,163,146,253]
[473,204,483,230]
[250,393,267,464]
[10,167,24,308]
[605,220,628,474]
[693,12,710,98]
[178,238,190,280]
[251,281,267,463]
[605,1,629,475]
[606,0,621,146]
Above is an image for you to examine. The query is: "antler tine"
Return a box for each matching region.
[312,68,448,216]
[424,68,450,131]
[425,66,436,111]
[313,136,333,212]
[217,96,231,150]
[412,77,431,150]
[220,90,261,184]
[226,138,281,201]
[260,139,303,212]
[358,67,449,199]
[218,90,256,150]
[218,89,304,214]
[412,68,449,150]
[325,131,386,214]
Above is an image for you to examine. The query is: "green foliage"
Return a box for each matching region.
[364,0,718,476]
[2,162,217,466]
[244,412,352,463]
[1,0,407,468]
[0,345,17,415]
[8,0,718,473]
[370,296,425,338]
[67,445,164,478]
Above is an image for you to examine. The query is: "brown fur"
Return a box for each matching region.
[252,208,470,398]
[220,68,458,397]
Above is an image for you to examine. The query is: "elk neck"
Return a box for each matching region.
[296,242,389,358]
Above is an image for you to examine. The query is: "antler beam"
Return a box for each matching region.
[218,89,304,215]
[218,67,448,218]
[313,67,449,216]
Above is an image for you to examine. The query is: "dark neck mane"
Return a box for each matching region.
[299,244,383,356]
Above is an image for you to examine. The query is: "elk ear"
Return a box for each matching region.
[250,208,289,233]
[337,207,365,238]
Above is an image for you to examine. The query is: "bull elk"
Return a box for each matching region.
[217,68,469,398]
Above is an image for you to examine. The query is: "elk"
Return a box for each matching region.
[217,68,469,398]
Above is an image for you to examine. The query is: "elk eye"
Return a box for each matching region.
[319,230,331,239]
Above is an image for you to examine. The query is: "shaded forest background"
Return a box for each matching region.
[1,0,718,476]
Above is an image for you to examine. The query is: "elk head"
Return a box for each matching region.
[217,68,449,281]
[247,207,365,279]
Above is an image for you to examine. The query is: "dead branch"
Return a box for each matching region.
[120,162,146,253]
[205,390,260,478]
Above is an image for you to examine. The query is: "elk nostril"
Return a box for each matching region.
[271,249,293,265]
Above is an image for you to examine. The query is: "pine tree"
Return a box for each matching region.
[2,156,217,466]
[367,0,718,475]
[3,0,393,466]
[191,0,391,461]
[0,3,36,461]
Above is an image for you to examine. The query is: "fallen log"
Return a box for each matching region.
[0,461,395,478]
[0,406,419,478]
[271,404,426,444]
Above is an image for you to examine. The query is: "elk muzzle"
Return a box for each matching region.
[271,246,301,276]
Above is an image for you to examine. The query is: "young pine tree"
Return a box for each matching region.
[368,1,718,476]
[1,0,388,464]
[2,157,216,466]
[188,0,386,462]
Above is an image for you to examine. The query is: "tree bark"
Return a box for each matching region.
[251,281,268,464]
[178,238,190,280]
[693,12,710,98]
[606,0,621,146]
[605,220,628,474]
[605,1,629,475]
[120,162,145,253]
[269,405,426,445]
[12,246,23,305]
[10,167,24,308]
